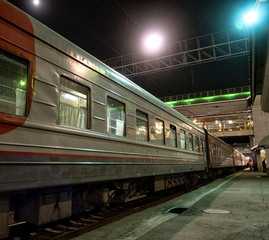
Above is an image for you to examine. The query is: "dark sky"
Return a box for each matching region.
[7,0,252,98]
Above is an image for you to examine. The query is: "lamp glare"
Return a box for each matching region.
[244,10,258,24]
[33,0,40,6]
[143,32,163,53]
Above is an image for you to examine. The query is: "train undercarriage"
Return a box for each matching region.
[0,167,238,239]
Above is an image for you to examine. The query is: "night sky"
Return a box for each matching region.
[7,0,252,98]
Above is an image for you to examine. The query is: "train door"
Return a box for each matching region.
[204,129,211,171]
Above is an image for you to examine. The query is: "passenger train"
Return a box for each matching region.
[0,1,246,238]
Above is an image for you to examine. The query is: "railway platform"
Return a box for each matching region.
[73,170,269,240]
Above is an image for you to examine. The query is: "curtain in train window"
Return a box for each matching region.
[0,49,28,116]
[167,124,176,147]
[188,133,194,151]
[136,110,148,141]
[155,119,164,145]
[60,77,89,129]
[107,97,125,136]
[179,129,186,149]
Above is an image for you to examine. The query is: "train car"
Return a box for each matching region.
[233,149,248,168]
[206,131,234,169]
[205,130,246,172]
[0,1,245,238]
[0,1,207,237]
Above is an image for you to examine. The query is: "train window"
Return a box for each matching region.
[179,129,186,149]
[210,142,214,156]
[188,133,194,151]
[217,146,220,156]
[107,97,125,136]
[194,136,199,152]
[136,110,148,141]
[59,77,89,129]
[217,147,221,156]
[167,125,177,147]
[213,144,217,156]
[201,140,205,153]
[0,49,28,116]
[155,119,164,145]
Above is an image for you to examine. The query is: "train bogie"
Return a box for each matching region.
[9,188,72,226]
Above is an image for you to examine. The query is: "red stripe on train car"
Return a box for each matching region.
[0,150,194,163]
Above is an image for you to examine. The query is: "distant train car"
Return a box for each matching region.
[234,148,248,168]
[206,131,234,169]
[0,1,246,238]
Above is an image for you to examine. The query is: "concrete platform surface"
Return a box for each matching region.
[73,171,269,240]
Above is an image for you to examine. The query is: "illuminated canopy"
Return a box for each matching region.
[165,91,251,107]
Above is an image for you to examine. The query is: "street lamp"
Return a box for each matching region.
[235,7,260,30]
[244,10,258,24]
[33,0,40,6]
[142,31,164,54]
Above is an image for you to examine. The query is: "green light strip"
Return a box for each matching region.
[165,92,250,107]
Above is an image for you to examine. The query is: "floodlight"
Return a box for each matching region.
[33,0,40,6]
[143,31,164,53]
[243,10,258,24]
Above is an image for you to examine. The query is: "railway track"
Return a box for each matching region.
[8,175,221,240]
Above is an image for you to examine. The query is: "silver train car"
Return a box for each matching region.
[0,1,246,238]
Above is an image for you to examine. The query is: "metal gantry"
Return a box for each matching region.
[103,29,250,77]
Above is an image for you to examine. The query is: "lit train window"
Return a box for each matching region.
[155,119,164,145]
[188,133,194,151]
[59,77,89,129]
[136,110,148,141]
[107,97,125,136]
[0,49,28,116]
[194,136,199,152]
[167,125,177,147]
[179,129,186,149]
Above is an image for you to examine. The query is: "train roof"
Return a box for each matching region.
[3,1,204,133]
